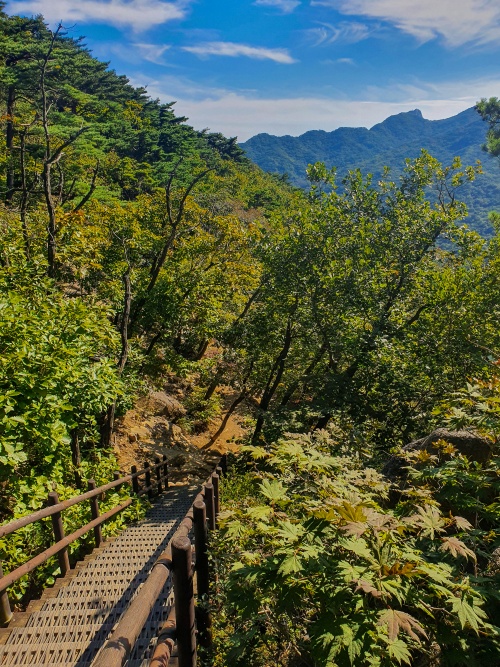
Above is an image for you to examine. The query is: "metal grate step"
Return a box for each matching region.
[0,487,196,666]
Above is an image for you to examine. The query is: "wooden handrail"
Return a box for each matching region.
[93,462,227,667]
[0,499,134,593]
[0,460,163,539]
[0,454,169,626]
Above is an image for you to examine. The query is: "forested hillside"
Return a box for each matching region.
[240,107,500,236]
[0,6,500,665]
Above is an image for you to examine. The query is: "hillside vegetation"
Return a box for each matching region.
[240,107,500,237]
[0,7,499,665]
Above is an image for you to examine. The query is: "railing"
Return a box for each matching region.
[93,458,226,667]
[0,455,169,626]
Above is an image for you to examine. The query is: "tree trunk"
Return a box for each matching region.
[204,371,223,401]
[101,271,131,447]
[70,428,83,488]
[280,343,327,407]
[5,86,15,205]
[43,161,57,278]
[252,316,294,444]
[202,389,247,449]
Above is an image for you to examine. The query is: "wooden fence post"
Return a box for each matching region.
[211,471,220,519]
[113,471,121,491]
[47,492,70,577]
[0,563,13,626]
[162,454,168,489]
[155,457,163,495]
[204,483,216,531]
[172,534,196,667]
[87,480,102,548]
[193,499,211,648]
[131,465,139,495]
[145,462,153,499]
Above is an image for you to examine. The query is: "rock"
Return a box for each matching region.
[487,547,500,575]
[167,423,190,448]
[128,433,137,443]
[137,391,186,420]
[169,454,187,468]
[383,428,493,478]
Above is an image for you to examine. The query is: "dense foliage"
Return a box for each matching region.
[241,107,500,237]
[0,5,292,602]
[212,402,500,666]
[1,6,500,662]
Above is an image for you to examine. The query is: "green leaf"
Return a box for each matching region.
[339,537,373,560]
[246,505,273,521]
[386,639,412,665]
[259,479,287,502]
[449,596,487,632]
[276,520,305,542]
[278,553,303,575]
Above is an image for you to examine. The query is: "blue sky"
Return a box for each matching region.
[6,0,500,140]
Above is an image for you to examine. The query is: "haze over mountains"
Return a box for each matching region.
[240,108,500,236]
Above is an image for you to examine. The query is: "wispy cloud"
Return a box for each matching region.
[314,0,500,47]
[134,72,500,140]
[7,0,188,32]
[254,0,300,13]
[304,21,373,46]
[182,41,297,64]
[133,42,171,64]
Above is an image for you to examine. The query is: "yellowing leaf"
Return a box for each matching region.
[337,501,367,523]
[454,516,473,531]
[246,505,273,521]
[440,537,476,561]
[355,578,383,598]
[377,609,427,642]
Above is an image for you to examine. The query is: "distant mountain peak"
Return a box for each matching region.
[239,106,496,237]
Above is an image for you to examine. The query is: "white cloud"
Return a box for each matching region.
[314,0,500,47]
[133,43,171,64]
[7,0,187,32]
[320,57,356,65]
[304,21,372,46]
[182,41,297,64]
[254,0,300,13]
[135,73,500,141]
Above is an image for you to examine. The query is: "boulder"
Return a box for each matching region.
[383,428,493,478]
[487,547,500,575]
[137,391,186,421]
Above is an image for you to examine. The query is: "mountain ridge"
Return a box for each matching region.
[240,107,499,236]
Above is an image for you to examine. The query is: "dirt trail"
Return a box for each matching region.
[113,385,247,486]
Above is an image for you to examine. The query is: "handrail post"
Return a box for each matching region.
[172,535,196,667]
[204,483,215,531]
[47,492,70,577]
[0,563,13,626]
[162,454,168,489]
[113,470,121,491]
[145,462,153,499]
[193,500,211,648]
[155,457,163,495]
[211,471,220,520]
[131,465,139,495]
[87,480,102,547]
[220,453,227,474]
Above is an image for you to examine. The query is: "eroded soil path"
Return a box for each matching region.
[113,381,248,486]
